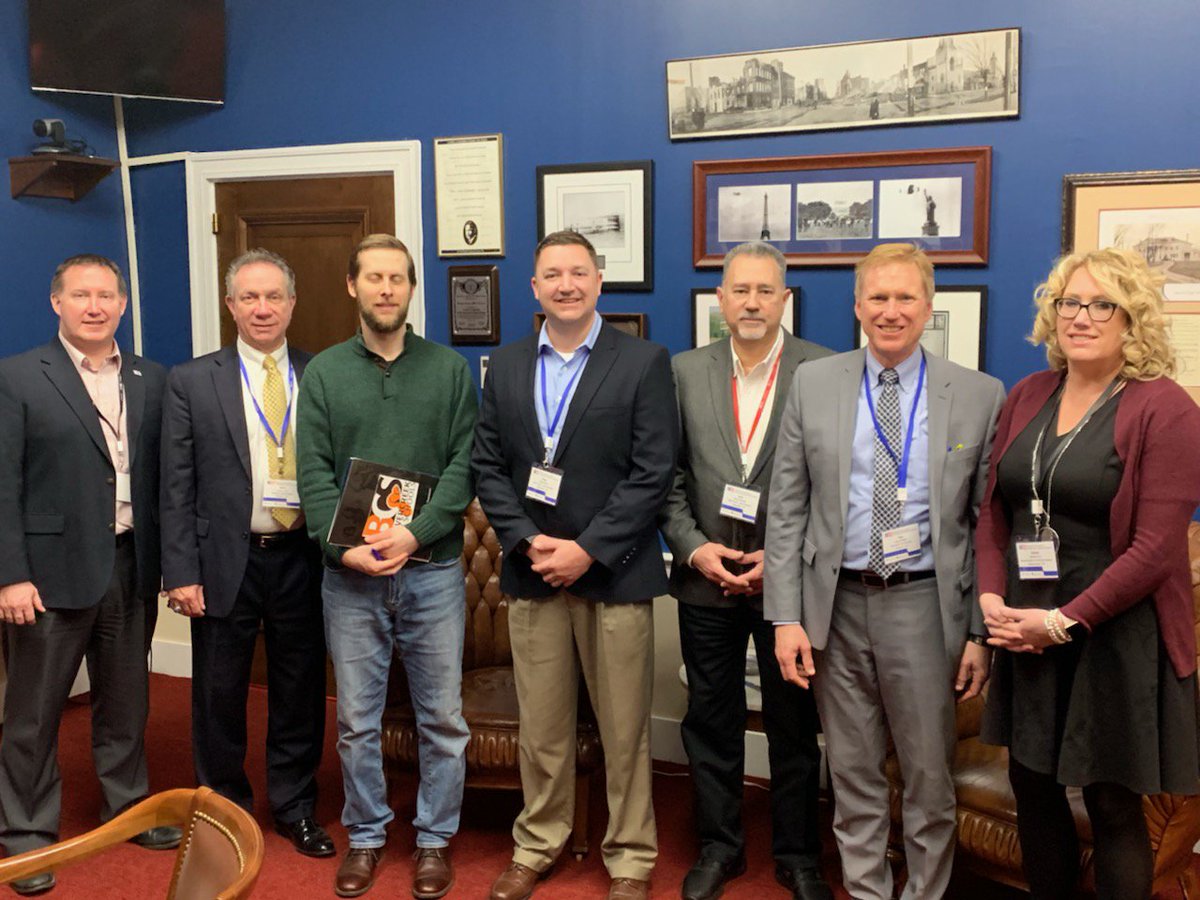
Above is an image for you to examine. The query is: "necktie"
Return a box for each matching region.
[869,367,901,577]
[263,355,299,529]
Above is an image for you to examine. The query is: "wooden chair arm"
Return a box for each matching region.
[0,789,196,884]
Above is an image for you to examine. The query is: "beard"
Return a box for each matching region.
[359,303,406,335]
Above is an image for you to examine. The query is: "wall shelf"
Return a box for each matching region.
[8,154,119,201]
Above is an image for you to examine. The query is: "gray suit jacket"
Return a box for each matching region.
[763,348,1005,658]
[660,333,833,608]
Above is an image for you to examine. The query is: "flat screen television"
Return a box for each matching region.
[29,0,225,104]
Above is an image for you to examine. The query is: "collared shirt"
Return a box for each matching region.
[236,338,302,534]
[59,334,132,534]
[534,313,603,463]
[842,347,932,571]
[730,329,784,479]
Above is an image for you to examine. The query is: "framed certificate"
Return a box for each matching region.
[448,265,500,345]
[434,134,505,257]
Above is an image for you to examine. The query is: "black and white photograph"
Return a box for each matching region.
[795,180,873,240]
[855,284,987,370]
[1099,207,1200,301]
[717,183,791,243]
[537,160,654,291]
[877,176,963,239]
[667,27,1019,140]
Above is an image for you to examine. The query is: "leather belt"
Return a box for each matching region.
[839,568,935,589]
[248,530,307,550]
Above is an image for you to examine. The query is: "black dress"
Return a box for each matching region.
[981,389,1200,795]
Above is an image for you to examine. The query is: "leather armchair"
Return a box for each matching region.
[381,499,604,857]
[885,522,1200,896]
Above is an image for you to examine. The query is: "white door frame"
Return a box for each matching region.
[184,140,424,357]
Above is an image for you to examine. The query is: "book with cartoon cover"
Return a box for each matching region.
[327,458,439,562]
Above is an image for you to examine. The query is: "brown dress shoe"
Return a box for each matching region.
[412,846,454,899]
[608,877,650,900]
[335,847,383,898]
[489,861,544,900]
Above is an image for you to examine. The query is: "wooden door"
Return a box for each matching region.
[215,175,395,354]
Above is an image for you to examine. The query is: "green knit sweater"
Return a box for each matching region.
[297,330,478,565]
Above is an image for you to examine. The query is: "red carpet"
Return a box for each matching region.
[19,674,1199,897]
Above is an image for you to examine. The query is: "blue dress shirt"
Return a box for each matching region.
[534,312,603,464]
[842,348,933,571]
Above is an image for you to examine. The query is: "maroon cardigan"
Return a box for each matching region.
[976,370,1200,678]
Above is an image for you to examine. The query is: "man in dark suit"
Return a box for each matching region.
[160,249,333,858]
[660,242,833,900]
[0,254,176,896]
[473,231,679,900]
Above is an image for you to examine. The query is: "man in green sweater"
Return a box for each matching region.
[297,234,478,900]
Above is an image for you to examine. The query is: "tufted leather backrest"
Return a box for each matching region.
[461,499,512,670]
[1188,522,1200,661]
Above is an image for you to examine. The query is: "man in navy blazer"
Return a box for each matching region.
[0,255,174,895]
[160,250,333,858]
[473,231,679,900]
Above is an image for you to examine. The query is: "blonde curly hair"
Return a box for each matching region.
[1029,247,1176,380]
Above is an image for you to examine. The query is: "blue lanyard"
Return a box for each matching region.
[539,348,589,462]
[238,355,294,451]
[862,353,925,494]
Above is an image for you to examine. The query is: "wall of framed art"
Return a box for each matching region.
[7,0,1198,395]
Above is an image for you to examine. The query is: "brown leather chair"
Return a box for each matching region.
[885,522,1200,897]
[0,787,264,899]
[381,499,604,857]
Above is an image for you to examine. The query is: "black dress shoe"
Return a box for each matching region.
[130,826,182,850]
[775,864,833,900]
[682,853,746,900]
[11,872,55,896]
[275,816,336,858]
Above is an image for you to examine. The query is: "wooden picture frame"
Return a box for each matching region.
[693,146,991,268]
[447,265,500,345]
[854,284,988,371]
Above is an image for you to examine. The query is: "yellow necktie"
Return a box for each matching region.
[263,355,299,529]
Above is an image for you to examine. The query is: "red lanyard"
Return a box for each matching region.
[731,349,783,457]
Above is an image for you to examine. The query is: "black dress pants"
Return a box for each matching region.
[190,536,326,822]
[678,600,823,869]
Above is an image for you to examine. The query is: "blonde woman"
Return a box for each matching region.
[976,247,1200,899]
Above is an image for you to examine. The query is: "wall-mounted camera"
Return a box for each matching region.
[32,118,69,154]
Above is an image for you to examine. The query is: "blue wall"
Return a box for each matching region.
[0,3,130,357]
[4,0,1197,387]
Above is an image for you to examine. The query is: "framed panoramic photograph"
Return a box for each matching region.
[854,284,988,371]
[447,264,500,345]
[1063,169,1200,302]
[666,28,1019,140]
[694,146,991,268]
[692,287,800,349]
[533,311,648,339]
[536,160,654,291]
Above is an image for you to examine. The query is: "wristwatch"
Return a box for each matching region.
[966,634,988,646]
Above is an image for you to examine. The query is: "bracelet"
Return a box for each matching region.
[1044,608,1072,645]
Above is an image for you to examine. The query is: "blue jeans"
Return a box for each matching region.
[322,560,468,849]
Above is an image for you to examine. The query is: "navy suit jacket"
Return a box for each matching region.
[472,322,679,603]
[0,338,165,608]
[160,344,312,618]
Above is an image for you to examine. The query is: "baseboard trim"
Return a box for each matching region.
[151,637,193,678]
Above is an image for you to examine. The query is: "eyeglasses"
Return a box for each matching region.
[1053,297,1120,323]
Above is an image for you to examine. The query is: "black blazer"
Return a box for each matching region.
[0,338,165,609]
[160,344,312,619]
[472,322,679,603]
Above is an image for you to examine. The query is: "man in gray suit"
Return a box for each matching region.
[0,255,177,896]
[765,243,1004,900]
[660,242,833,900]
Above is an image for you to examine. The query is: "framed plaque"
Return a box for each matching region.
[448,265,500,345]
[435,134,505,257]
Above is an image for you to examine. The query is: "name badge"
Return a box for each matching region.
[263,478,301,509]
[880,523,922,564]
[115,472,132,504]
[526,465,564,506]
[719,483,761,524]
[1015,539,1059,580]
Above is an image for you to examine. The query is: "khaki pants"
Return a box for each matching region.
[509,592,657,880]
